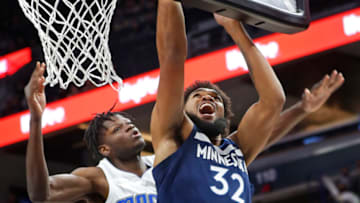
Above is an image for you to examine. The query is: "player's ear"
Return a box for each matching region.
[98,144,110,157]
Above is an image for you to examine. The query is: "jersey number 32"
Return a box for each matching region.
[210,165,245,203]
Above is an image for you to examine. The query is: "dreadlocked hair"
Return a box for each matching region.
[184,80,234,121]
[83,107,133,162]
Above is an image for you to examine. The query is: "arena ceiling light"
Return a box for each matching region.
[181,0,311,34]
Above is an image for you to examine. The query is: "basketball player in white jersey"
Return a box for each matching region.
[25,62,157,202]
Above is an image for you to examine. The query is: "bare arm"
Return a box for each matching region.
[25,62,51,201]
[25,62,101,201]
[42,168,105,201]
[266,70,344,147]
[214,15,285,165]
[151,0,190,166]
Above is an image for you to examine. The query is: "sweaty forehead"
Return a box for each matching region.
[192,88,219,95]
[102,114,130,129]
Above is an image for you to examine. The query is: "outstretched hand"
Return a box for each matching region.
[301,70,344,113]
[25,62,46,121]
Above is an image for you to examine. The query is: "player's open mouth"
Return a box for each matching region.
[198,102,215,119]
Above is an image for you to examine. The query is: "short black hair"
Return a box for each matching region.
[83,110,132,162]
[184,80,234,121]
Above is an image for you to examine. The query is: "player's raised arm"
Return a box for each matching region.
[266,70,344,147]
[25,62,100,202]
[25,62,50,201]
[214,15,286,165]
[151,0,189,165]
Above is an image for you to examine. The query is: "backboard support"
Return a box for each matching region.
[181,0,311,34]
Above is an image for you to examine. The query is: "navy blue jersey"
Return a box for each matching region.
[153,126,253,203]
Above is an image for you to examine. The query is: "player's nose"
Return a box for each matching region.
[202,94,215,102]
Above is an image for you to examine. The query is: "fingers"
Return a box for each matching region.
[38,62,46,83]
[310,74,328,92]
[313,70,344,93]
[328,69,338,85]
[320,74,330,88]
[27,61,46,92]
[328,70,345,92]
[38,73,46,93]
[30,61,46,82]
[303,88,312,100]
[35,62,46,78]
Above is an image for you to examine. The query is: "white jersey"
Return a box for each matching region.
[97,156,157,203]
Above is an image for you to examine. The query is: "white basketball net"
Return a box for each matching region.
[18,0,122,90]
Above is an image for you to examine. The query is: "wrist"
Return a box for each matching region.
[224,22,252,47]
[296,101,310,114]
[30,114,42,123]
[223,21,242,35]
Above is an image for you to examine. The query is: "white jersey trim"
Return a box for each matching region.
[97,156,156,203]
[194,131,244,157]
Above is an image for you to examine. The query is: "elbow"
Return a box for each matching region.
[272,88,286,109]
[272,84,286,107]
[276,92,286,107]
[273,95,285,112]
[274,81,286,107]
[261,93,285,112]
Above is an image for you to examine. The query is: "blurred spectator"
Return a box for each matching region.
[322,172,360,203]
[338,168,353,193]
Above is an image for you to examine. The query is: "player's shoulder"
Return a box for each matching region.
[71,166,106,181]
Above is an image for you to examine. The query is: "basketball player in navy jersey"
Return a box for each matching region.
[25,62,157,202]
[150,0,344,202]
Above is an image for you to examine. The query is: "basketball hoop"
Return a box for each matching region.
[18,0,122,90]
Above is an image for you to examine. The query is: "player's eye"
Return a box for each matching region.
[113,124,123,133]
[113,127,121,133]
[193,93,201,98]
